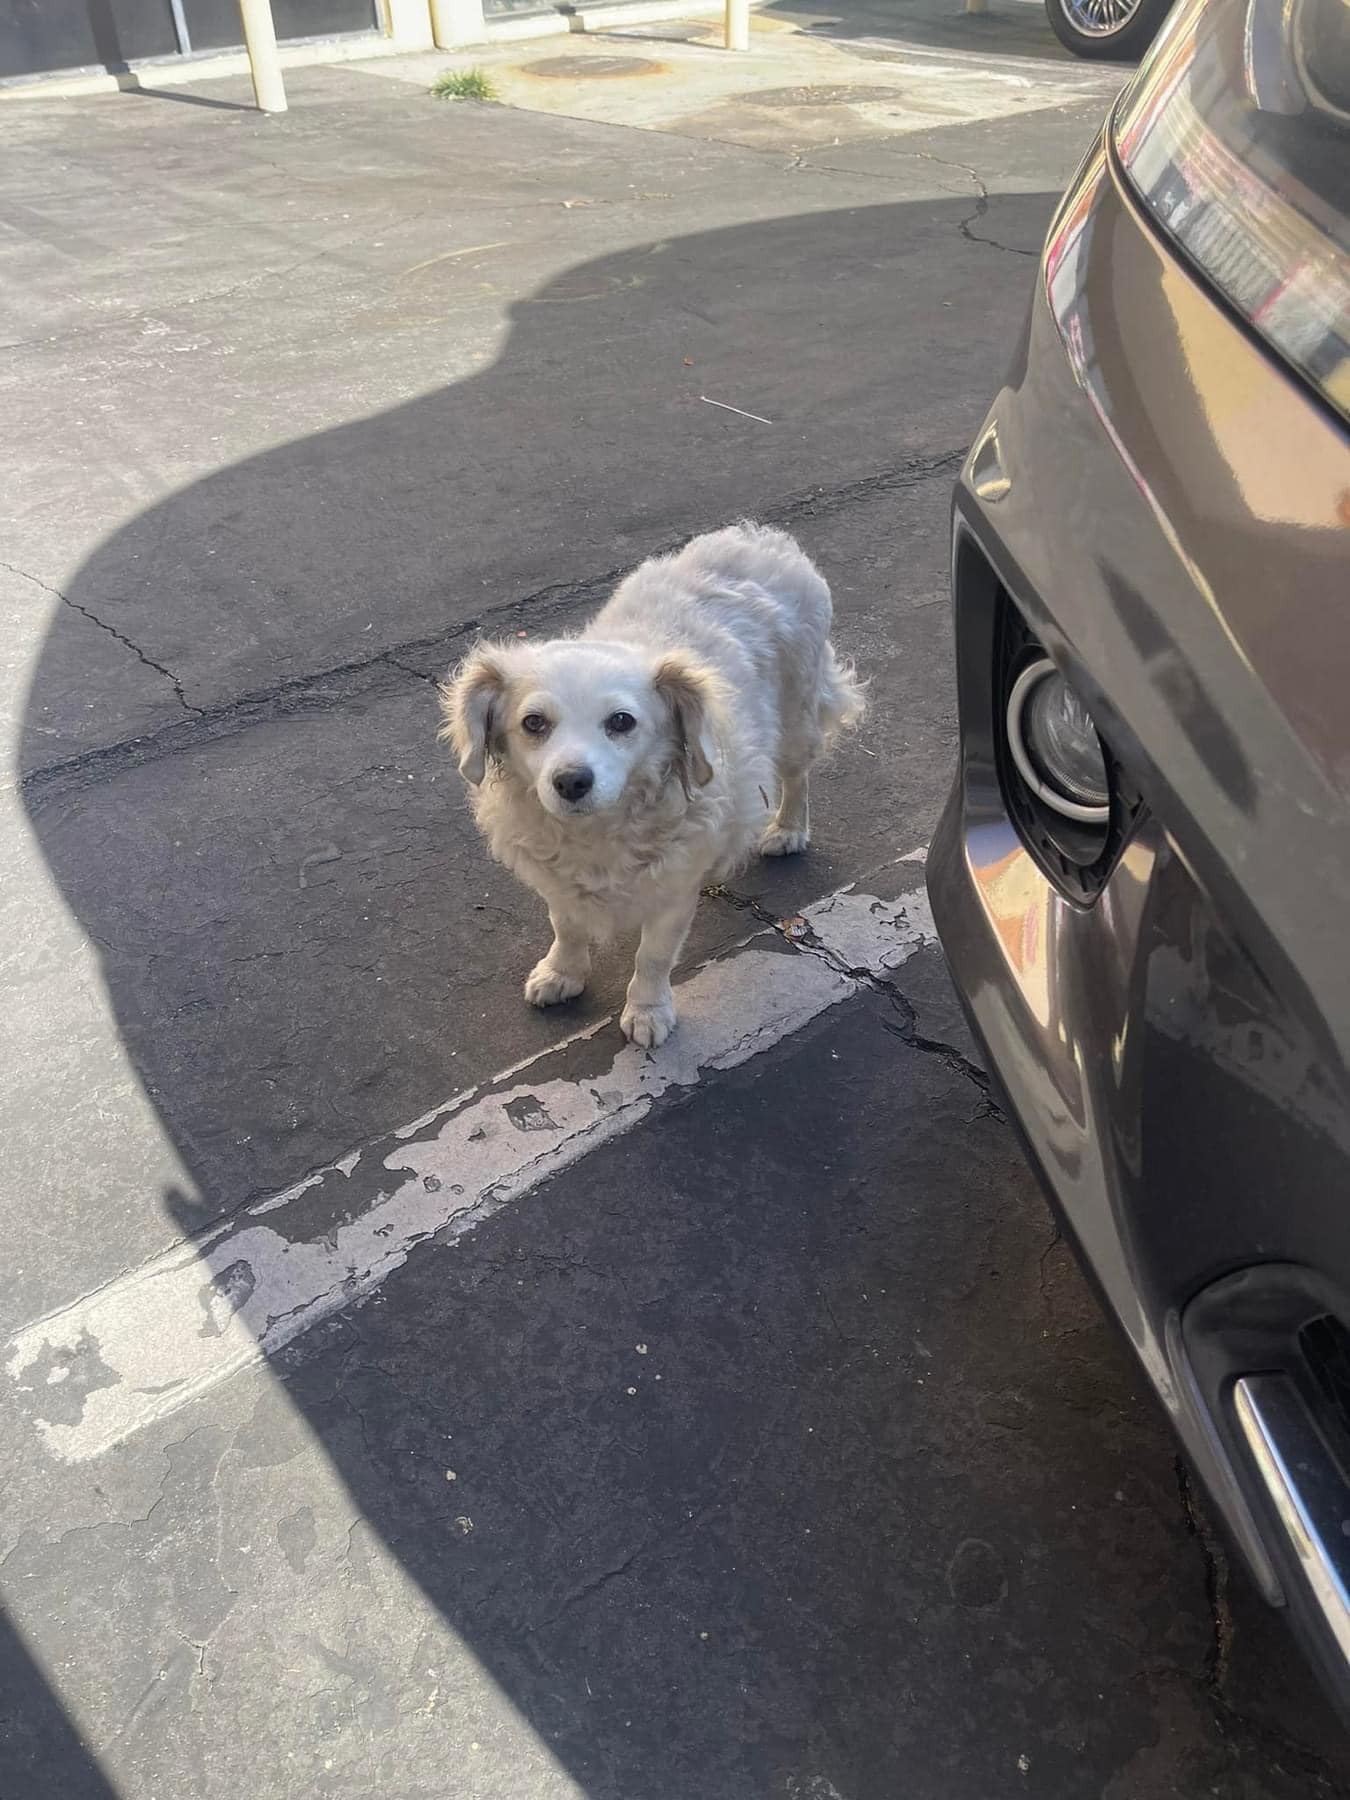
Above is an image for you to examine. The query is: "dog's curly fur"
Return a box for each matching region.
[440,522,864,1046]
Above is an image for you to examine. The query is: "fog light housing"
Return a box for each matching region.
[1006,658,1110,824]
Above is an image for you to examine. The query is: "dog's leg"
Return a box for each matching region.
[621,888,699,1048]
[761,768,810,857]
[524,907,591,1007]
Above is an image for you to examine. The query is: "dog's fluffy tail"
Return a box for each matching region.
[819,642,867,744]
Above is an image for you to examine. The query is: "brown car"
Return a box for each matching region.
[928,0,1350,1715]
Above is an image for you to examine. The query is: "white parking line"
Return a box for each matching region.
[6,873,935,1464]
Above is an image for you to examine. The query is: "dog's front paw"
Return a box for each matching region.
[761,825,810,857]
[525,961,586,1008]
[621,997,676,1049]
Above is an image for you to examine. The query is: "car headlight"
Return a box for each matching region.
[1006,658,1111,824]
[1111,0,1350,425]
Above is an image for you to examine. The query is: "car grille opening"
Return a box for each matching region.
[1300,1315,1350,1459]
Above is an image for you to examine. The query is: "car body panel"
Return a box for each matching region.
[927,124,1350,1699]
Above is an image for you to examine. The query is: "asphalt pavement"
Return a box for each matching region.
[2,24,1348,1800]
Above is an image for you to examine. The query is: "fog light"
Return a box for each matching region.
[1006,658,1110,824]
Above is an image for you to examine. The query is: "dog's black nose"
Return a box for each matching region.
[552,766,595,804]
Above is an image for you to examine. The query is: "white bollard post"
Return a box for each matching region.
[386,0,436,47]
[724,0,749,51]
[431,0,487,46]
[239,0,287,112]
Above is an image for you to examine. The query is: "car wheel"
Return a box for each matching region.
[1043,0,1173,60]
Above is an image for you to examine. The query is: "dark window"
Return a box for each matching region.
[181,0,377,52]
[1,0,178,78]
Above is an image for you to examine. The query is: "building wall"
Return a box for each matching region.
[0,0,380,80]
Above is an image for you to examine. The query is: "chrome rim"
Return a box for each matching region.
[1005,660,1110,825]
[1061,0,1142,36]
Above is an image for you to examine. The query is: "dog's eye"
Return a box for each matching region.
[520,713,550,737]
[605,711,637,736]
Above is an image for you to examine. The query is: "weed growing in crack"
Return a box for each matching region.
[430,68,497,102]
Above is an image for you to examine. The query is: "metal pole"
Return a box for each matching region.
[724,0,749,51]
[167,0,193,53]
[238,0,287,112]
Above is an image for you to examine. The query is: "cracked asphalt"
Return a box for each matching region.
[3,30,1348,1800]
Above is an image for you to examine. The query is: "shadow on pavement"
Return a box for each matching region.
[20,192,1053,1231]
[17,194,1346,1796]
[0,1605,118,1800]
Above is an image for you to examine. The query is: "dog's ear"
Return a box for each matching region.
[653,652,721,793]
[439,645,508,786]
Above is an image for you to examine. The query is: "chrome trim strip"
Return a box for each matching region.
[1004,657,1111,825]
[1234,1374,1350,1664]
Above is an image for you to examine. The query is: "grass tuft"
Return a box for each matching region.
[430,67,497,102]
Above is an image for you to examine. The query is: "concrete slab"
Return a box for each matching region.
[361,7,1123,151]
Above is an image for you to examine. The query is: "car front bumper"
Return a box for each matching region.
[927,131,1350,1708]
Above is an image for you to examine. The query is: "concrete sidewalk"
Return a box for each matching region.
[359,0,1123,152]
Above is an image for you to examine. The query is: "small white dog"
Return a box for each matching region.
[440,522,864,1047]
